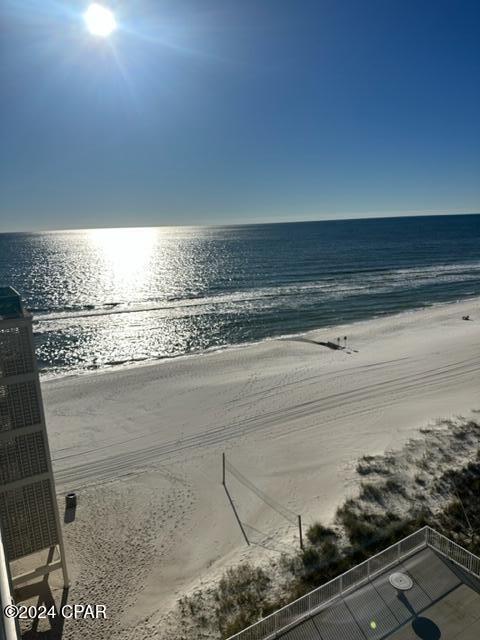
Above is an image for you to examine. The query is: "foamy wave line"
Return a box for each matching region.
[39,294,480,380]
[32,261,480,327]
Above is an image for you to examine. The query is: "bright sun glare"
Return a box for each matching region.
[84,3,117,37]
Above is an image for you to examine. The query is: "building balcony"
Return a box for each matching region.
[227,526,480,640]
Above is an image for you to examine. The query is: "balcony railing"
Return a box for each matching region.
[227,526,480,640]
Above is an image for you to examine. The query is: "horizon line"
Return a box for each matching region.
[1,210,479,235]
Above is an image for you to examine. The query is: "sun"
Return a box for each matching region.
[84,3,117,38]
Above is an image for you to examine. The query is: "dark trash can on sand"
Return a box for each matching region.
[66,492,77,509]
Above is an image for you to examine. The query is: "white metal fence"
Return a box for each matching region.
[227,526,480,640]
[0,523,18,640]
[426,527,480,577]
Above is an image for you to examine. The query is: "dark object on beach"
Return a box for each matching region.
[462,315,470,321]
[66,492,77,509]
[317,340,342,350]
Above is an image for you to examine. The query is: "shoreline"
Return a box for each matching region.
[32,296,480,639]
[40,293,480,382]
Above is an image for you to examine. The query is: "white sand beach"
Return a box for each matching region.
[29,298,480,638]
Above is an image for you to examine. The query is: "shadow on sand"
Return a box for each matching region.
[16,582,69,640]
[288,336,358,353]
[63,506,76,524]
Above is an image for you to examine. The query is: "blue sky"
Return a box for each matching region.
[1,0,479,232]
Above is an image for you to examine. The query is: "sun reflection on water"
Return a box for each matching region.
[88,227,158,299]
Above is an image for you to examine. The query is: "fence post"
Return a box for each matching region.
[298,515,304,550]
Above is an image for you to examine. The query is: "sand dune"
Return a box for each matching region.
[35,298,479,638]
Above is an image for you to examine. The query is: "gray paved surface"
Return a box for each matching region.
[279,548,480,640]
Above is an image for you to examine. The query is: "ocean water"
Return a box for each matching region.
[1,214,479,376]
